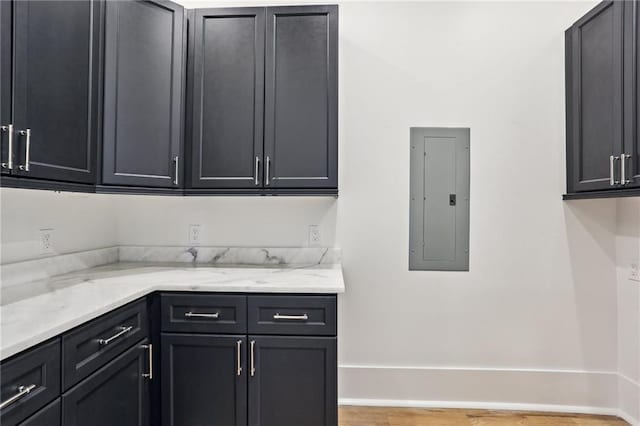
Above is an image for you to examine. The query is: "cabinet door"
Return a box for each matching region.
[0,0,11,175]
[624,0,640,188]
[566,1,624,192]
[264,6,338,190]
[248,336,337,426]
[18,399,60,426]
[62,341,151,426]
[187,8,264,189]
[12,0,101,183]
[161,334,247,426]
[102,0,184,188]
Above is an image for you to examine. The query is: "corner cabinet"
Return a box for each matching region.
[565,0,640,199]
[101,0,185,190]
[186,5,338,195]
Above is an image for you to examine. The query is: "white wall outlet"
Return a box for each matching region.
[39,228,55,255]
[189,224,202,246]
[630,262,640,282]
[308,225,321,247]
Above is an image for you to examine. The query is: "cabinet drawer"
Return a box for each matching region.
[0,339,61,426]
[248,295,337,336]
[62,299,148,390]
[161,294,247,334]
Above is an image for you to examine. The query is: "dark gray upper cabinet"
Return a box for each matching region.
[161,334,247,426]
[0,0,11,176]
[187,8,265,189]
[248,336,337,426]
[624,0,640,188]
[566,1,624,193]
[10,0,102,183]
[61,340,151,426]
[264,5,338,190]
[102,0,185,188]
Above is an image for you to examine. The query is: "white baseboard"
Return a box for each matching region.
[618,374,640,425]
[338,365,620,419]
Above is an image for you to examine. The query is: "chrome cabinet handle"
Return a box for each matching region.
[173,156,179,185]
[621,154,631,184]
[1,124,13,169]
[265,156,271,186]
[98,326,133,346]
[142,344,153,380]
[255,156,260,185]
[0,384,36,410]
[184,311,219,319]
[273,313,308,321]
[610,155,620,186]
[250,340,256,377]
[236,340,242,376]
[18,129,30,171]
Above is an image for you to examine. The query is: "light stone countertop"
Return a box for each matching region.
[0,262,344,360]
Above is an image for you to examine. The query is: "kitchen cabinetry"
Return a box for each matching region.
[101,0,185,189]
[249,336,337,426]
[161,334,247,426]
[186,5,338,194]
[18,400,60,426]
[1,0,102,185]
[62,340,151,426]
[160,293,338,426]
[565,0,640,198]
[624,0,640,189]
[0,0,11,177]
[187,8,265,190]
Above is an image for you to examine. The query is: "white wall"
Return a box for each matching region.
[616,198,640,424]
[116,0,620,412]
[0,188,117,264]
[2,0,632,416]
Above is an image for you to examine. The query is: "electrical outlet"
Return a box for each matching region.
[189,224,202,246]
[39,228,54,255]
[630,262,640,282]
[308,225,321,247]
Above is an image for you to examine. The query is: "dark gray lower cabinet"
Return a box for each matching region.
[102,0,185,188]
[18,399,60,426]
[249,336,337,426]
[62,340,151,426]
[161,334,247,426]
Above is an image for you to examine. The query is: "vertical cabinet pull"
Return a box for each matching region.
[236,340,242,376]
[18,129,31,171]
[265,156,271,186]
[609,155,620,186]
[621,154,631,185]
[250,340,256,377]
[142,344,153,380]
[255,156,260,185]
[1,124,13,170]
[173,156,179,185]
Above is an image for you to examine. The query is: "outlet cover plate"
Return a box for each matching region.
[189,224,202,246]
[39,228,54,255]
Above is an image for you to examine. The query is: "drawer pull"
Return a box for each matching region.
[98,326,133,346]
[184,311,219,319]
[273,313,308,321]
[0,384,37,410]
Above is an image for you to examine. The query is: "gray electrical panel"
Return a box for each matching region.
[409,127,470,271]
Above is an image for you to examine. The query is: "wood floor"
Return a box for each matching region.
[338,406,630,426]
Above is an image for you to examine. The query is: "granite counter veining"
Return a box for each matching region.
[0,262,344,360]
